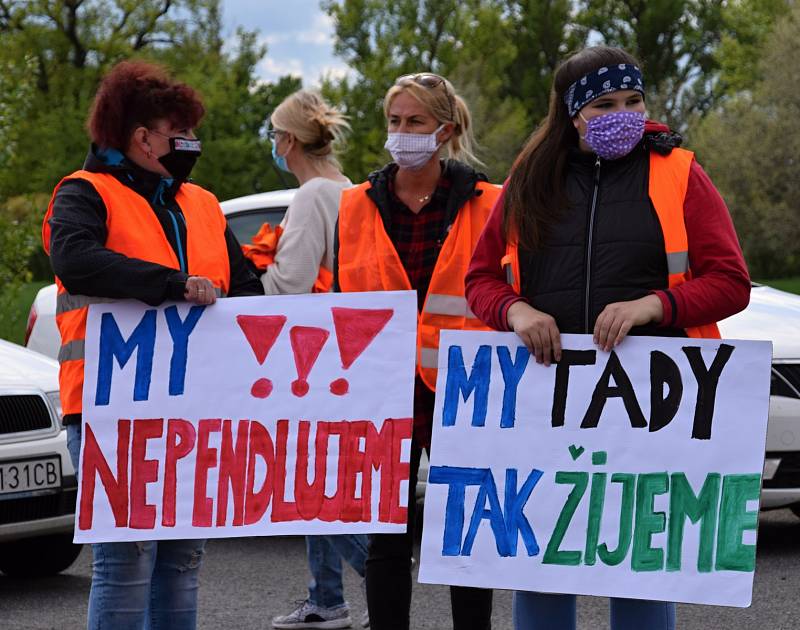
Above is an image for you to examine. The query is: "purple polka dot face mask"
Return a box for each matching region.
[579,110,645,160]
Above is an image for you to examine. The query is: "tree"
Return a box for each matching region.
[690,3,800,278]
[0,0,297,202]
[714,0,790,96]
[578,0,725,126]
[322,0,586,181]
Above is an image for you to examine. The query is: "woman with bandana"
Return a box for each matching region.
[334,74,498,629]
[43,60,262,630]
[465,46,749,630]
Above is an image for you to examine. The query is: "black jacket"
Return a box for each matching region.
[518,133,686,337]
[47,145,263,305]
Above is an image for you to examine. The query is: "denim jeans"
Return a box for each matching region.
[512,592,676,630]
[67,424,206,630]
[306,534,369,608]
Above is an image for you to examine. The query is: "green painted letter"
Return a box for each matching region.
[543,471,587,566]
[667,473,720,572]
[715,474,760,572]
[632,472,669,571]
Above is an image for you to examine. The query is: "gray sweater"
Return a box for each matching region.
[260,177,351,295]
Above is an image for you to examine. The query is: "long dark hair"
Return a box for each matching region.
[504,46,643,250]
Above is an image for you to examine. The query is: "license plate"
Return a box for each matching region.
[0,458,61,494]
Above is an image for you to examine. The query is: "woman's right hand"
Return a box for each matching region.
[506,301,561,366]
[184,276,217,305]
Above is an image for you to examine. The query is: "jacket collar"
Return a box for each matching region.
[364,159,489,230]
[83,144,183,207]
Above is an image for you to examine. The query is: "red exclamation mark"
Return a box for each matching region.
[289,326,330,397]
[329,307,394,395]
[236,315,287,398]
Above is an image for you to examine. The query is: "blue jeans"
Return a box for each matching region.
[67,424,206,630]
[512,592,676,630]
[306,533,369,609]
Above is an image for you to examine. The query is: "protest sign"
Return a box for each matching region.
[74,291,417,543]
[419,332,771,607]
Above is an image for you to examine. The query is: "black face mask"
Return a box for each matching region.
[157,136,202,181]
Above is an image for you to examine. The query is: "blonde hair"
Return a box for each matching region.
[269,90,350,167]
[383,75,480,165]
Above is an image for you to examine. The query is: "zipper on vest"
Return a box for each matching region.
[584,156,601,334]
[167,209,187,273]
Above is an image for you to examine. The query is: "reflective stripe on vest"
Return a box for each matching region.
[43,170,232,415]
[423,294,477,319]
[338,181,501,390]
[502,150,721,340]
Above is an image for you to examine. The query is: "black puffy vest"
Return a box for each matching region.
[519,145,685,337]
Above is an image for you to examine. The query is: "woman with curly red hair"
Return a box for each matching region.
[43,60,262,629]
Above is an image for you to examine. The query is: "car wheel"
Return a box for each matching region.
[0,534,82,577]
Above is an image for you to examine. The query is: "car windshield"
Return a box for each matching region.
[226,208,287,245]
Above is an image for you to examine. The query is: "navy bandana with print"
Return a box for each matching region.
[564,63,644,118]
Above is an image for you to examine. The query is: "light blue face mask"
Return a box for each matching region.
[271,140,290,172]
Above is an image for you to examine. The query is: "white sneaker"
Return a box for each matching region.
[272,600,352,629]
[360,609,369,628]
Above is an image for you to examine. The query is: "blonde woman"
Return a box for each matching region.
[259,90,351,295]
[335,74,498,630]
[258,91,368,630]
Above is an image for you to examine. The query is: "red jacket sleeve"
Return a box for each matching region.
[465,184,526,331]
[653,159,750,328]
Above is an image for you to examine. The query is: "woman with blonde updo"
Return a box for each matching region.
[334,74,498,630]
[256,89,351,295]
[259,91,369,630]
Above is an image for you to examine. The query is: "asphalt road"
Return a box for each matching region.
[2,509,800,630]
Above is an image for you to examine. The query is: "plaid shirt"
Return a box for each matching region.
[387,168,452,447]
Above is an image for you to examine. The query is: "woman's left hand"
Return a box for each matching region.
[593,294,664,352]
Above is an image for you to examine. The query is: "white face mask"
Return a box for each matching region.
[384,124,444,170]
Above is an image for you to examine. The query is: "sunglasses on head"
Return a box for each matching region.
[395,73,454,122]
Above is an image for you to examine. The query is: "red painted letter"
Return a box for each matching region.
[271,419,300,522]
[79,420,130,530]
[193,419,222,527]
[245,421,275,525]
[217,419,250,526]
[129,418,164,529]
[162,419,197,527]
[294,421,329,520]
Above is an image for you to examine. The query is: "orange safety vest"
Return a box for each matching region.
[338,181,501,390]
[501,148,721,339]
[241,222,333,292]
[42,171,231,415]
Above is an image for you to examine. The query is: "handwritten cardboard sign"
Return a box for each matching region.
[419,332,771,607]
[74,291,417,543]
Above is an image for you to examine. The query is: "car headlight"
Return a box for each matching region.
[45,391,65,430]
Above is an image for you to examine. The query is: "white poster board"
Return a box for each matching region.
[75,291,417,543]
[419,331,771,607]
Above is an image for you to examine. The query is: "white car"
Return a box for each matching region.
[0,339,81,576]
[26,191,800,514]
[718,284,800,511]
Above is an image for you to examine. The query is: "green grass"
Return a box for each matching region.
[756,277,800,295]
[0,280,50,346]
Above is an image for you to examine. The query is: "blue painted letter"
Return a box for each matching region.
[497,346,530,428]
[95,310,157,405]
[428,466,487,556]
[462,469,510,556]
[443,345,492,427]
[504,468,542,556]
[164,305,206,396]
